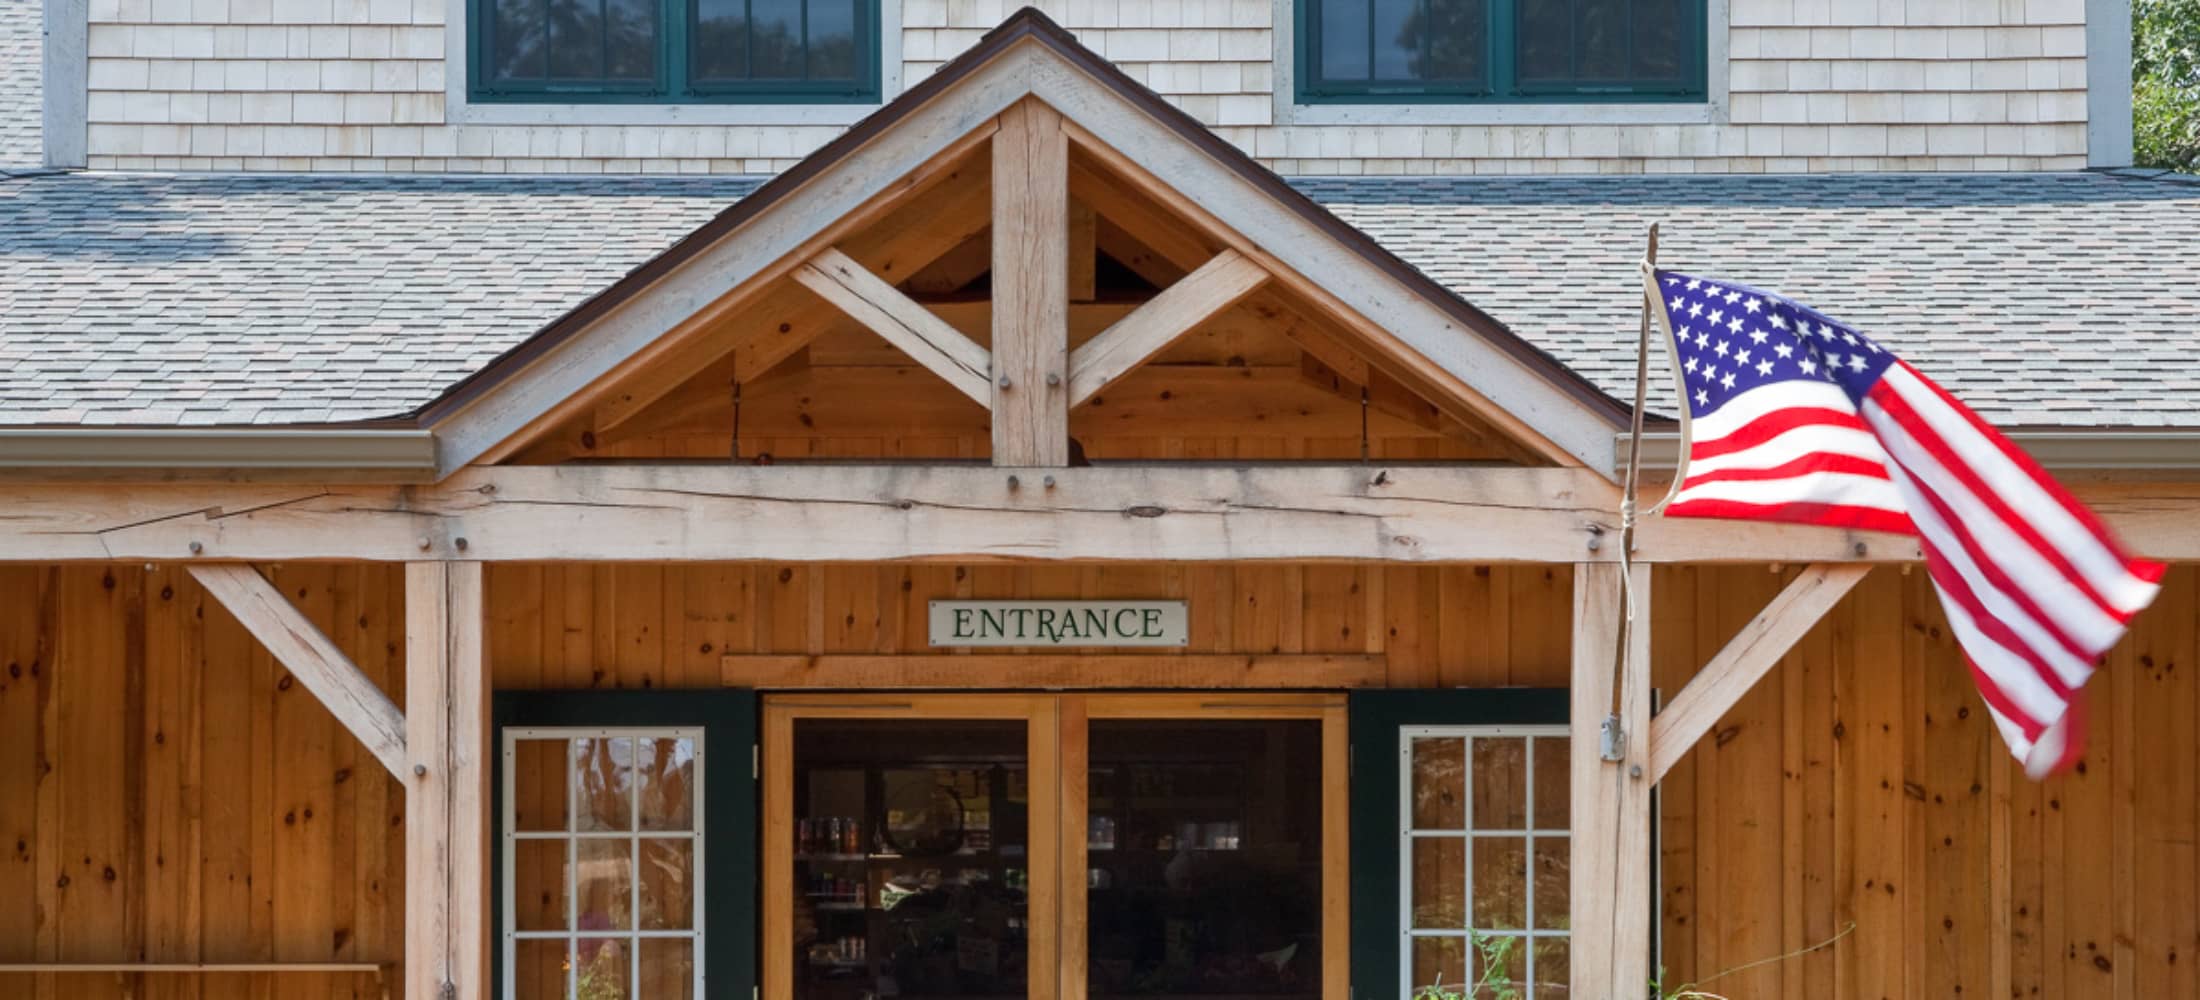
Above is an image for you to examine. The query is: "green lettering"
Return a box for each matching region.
[953,608,975,638]
[1009,607,1035,638]
[1142,608,1164,637]
[1037,608,1060,643]
[980,608,1005,638]
[1113,608,1140,637]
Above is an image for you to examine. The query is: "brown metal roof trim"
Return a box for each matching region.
[407,7,1631,431]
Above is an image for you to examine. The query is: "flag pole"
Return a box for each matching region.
[1603,222,1660,761]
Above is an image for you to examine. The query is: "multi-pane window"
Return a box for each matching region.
[504,728,706,1000]
[1300,0,1704,102]
[475,0,878,102]
[1400,725,1569,998]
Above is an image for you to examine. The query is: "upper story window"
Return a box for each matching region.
[1298,0,1705,103]
[474,0,880,103]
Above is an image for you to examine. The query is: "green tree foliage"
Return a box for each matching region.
[2136,0,2200,170]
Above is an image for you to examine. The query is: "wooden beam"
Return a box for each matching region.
[37,465,2200,564]
[722,653,1386,689]
[991,99,1071,466]
[1066,249,1268,406]
[1569,561,1653,1000]
[187,565,408,779]
[406,562,488,1000]
[1646,563,1872,783]
[794,248,994,406]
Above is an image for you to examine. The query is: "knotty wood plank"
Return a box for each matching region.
[188,566,408,779]
[2133,567,2197,999]
[990,99,1070,466]
[795,247,994,405]
[1646,564,1871,783]
[1065,249,1268,405]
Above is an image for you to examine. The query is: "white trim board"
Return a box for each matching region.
[2086,0,2134,168]
[41,0,87,168]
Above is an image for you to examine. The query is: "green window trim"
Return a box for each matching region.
[1296,0,1708,105]
[491,688,758,1000]
[468,0,882,104]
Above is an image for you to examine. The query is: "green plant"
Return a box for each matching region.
[1409,930,1524,1000]
[1647,920,1857,1000]
[2136,0,2200,170]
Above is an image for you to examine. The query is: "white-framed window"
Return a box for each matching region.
[502,726,707,1000]
[1399,724,1570,998]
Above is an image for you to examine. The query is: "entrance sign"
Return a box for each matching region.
[928,600,1189,647]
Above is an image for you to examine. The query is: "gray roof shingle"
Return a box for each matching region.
[0,0,40,170]
[2,169,2198,429]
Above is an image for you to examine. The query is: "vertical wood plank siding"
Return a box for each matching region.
[2,562,2196,996]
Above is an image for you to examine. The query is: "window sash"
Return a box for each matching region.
[501,725,708,1000]
[471,0,880,103]
[1297,0,1706,102]
[1397,725,1567,992]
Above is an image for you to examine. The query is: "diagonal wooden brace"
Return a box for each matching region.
[188,564,408,779]
[1645,562,1873,784]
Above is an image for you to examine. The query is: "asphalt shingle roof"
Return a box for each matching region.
[2,169,2198,428]
[0,0,40,170]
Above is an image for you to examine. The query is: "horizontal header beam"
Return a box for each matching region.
[0,463,2192,564]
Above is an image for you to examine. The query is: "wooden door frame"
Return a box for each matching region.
[759,692,1349,1000]
[761,694,1062,1000]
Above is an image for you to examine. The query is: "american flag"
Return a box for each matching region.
[1648,269,2165,777]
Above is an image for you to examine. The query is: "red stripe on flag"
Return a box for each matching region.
[1911,533,2077,701]
[1661,497,1916,536]
[1897,361,2166,588]
[1678,451,1892,489]
[1688,405,1870,460]
[1869,378,2134,627]
[1877,432,2099,672]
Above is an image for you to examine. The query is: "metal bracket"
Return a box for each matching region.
[1599,714,1625,762]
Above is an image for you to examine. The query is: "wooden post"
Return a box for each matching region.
[406,562,488,1000]
[990,98,1070,466]
[1570,562,1653,1000]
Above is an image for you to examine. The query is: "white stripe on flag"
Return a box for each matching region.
[1690,378,1860,442]
[1681,422,1891,480]
[1670,469,1910,513]
[1876,454,2099,690]
[1884,364,2160,615]
[1864,396,2128,658]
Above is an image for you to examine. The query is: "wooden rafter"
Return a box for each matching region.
[461,120,1001,468]
[1645,563,1873,783]
[1059,118,1592,469]
[795,248,994,406]
[1066,249,1268,406]
[187,564,409,778]
[990,99,1071,466]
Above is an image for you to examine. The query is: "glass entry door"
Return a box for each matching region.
[765,695,1062,1000]
[763,693,1345,1000]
